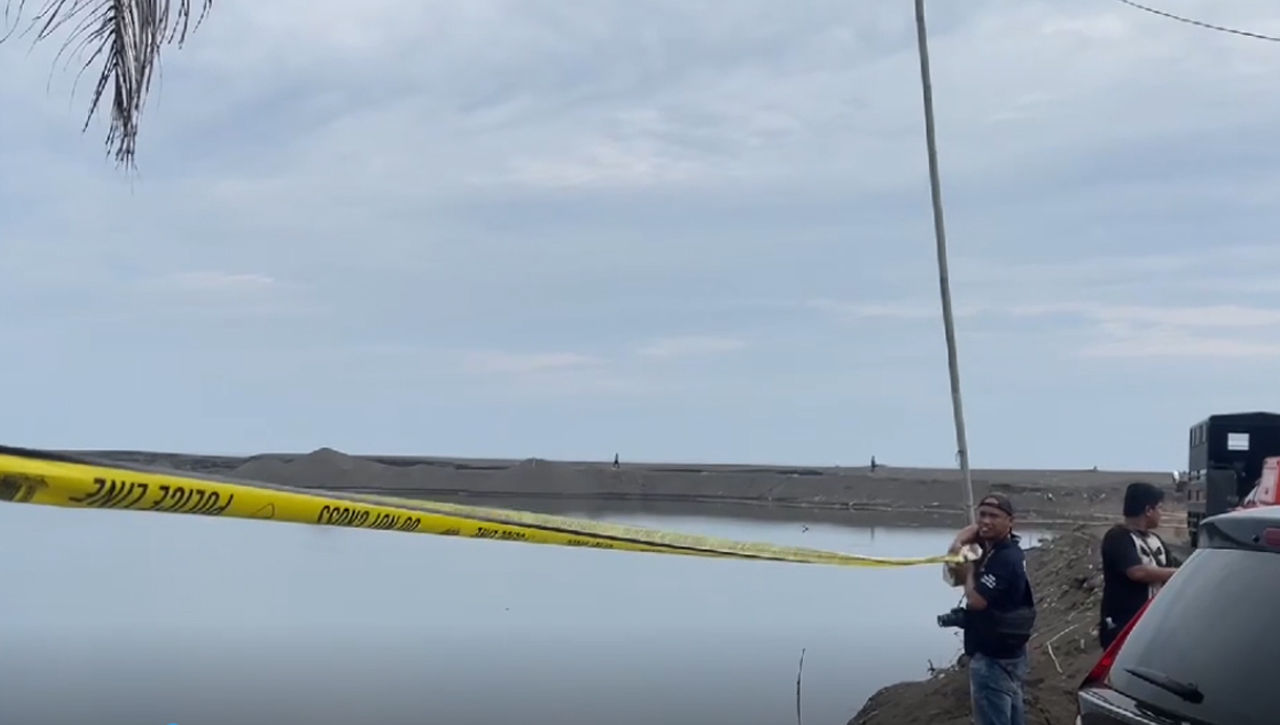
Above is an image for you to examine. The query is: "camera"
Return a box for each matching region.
[937,606,968,630]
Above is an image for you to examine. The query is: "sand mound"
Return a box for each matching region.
[231,448,446,490]
[231,450,625,498]
[850,529,1107,725]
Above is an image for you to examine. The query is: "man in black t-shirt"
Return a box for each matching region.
[1098,482,1180,649]
[948,494,1036,725]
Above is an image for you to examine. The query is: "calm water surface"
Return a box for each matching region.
[0,503,1043,725]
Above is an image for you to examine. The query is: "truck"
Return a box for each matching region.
[1186,411,1280,547]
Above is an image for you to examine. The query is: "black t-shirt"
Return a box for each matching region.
[1100,524,1178,633]
[963,535,1036,659]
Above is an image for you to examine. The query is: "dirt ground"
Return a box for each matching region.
[848,525,1189,725]
[78,447,1175,527]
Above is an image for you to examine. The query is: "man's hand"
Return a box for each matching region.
[1125,564,1178,585]
[949,524,979,554]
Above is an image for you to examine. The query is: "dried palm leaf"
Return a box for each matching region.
[3,0,214,167]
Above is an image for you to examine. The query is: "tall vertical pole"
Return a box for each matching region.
[913,0,976,525]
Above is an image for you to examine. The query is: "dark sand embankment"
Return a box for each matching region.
[79,448,1178,527]
[850,527,1190,725]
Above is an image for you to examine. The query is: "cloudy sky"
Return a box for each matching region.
[1,0,1278,469]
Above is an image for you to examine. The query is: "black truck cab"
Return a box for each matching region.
[1187,412,1280,547]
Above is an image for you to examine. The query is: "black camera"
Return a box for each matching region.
[937,606,968,630]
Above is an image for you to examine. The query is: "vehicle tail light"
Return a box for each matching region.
[1080,597,1154,689]
[1264,528,1280,549]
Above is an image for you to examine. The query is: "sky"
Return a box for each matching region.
[1,0,1279,469]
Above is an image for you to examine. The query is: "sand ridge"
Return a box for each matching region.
[70,448,1178,526]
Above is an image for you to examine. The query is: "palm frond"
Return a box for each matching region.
[3,0,214,168]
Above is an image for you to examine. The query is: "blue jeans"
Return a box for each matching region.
[969,651,1028,725]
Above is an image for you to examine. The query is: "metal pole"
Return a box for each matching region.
[913,0,976,525]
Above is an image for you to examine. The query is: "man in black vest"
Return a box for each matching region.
[947,494,1036,725]
[1098,482,1180,649]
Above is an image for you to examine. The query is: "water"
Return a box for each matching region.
[0,503,1043,725]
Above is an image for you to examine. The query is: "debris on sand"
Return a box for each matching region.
[849,529,1106,725]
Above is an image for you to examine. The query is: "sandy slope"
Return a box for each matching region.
[849,528,1178,725]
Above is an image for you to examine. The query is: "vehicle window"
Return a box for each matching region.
[1110,548,1280,725]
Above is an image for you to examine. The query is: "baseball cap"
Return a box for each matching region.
[977,493,1015,517]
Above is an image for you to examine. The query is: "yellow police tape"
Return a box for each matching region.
[0,446,961,568]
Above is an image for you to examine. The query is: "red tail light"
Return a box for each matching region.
[1264,528,1280,549]
[1081,597,1155,689]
